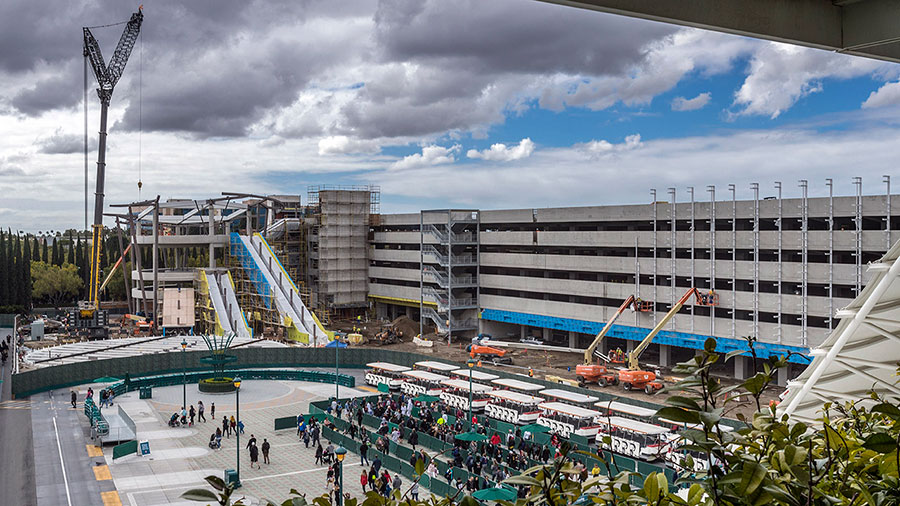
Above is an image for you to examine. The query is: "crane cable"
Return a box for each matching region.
[138,29,142,199]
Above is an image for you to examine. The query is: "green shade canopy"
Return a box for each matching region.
[93,376,121,383]
[455,431,489,442]
[472,487,517,501]
[519,423,551,434]
[377,383,390,393]
[413,394,440,403]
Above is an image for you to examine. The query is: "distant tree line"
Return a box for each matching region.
[0,227,211,314]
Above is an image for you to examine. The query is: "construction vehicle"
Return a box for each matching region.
[467,334,512,364]
[545,374,581,388]
[574,295,652,387]
[372,326,400,346]
[618,288,718,394]
[71,8,144,340]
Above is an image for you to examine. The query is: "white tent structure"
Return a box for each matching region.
[779,239,900,424]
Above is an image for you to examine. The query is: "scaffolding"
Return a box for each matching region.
[306,185,379,316]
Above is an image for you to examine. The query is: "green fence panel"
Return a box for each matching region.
[112,440,138,460]
[612,454,637,473]
[392,442,413,462]
[274,416,297,431]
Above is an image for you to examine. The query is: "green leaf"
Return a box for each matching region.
[741,374,767,396]
[643,472,660,502]
[704,338,717,352]
[415,457,424,476]
[656,407,701,425]
[863,432,898,453]
[724,350,746,362]
[871,402,900,420]
[459,496,480,506]
[204,475,226,491]
[664,396,702,411]
[502,475,541,486]
[738,462,767,496]
[180,489,219,501]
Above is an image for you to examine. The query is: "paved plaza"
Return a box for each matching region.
[88,377,402,506]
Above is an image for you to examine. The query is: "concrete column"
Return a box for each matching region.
[734,355,749,380]
[208,204,217,269]
[406,306,413,318]
[542,327,550,342]
[520,325,526,340]
[568,331,577,349]
[658,344,670,368]
[626,340,634,353]
[777,365,789,386]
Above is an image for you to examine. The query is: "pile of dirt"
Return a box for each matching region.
[390,315,420,339]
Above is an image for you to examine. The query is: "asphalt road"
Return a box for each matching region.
[0,330,38,506]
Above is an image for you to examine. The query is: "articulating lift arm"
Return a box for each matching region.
[83,7,143,309]
[584,295,635,365]
[627,288,703,370]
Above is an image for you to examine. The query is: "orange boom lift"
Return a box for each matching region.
[618,288,717,394]
[574,294,652,387]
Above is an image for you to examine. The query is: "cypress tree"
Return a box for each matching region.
[0,230,7,306]
[67,235,75,265]
[31,235,39,262]
[42,238,48,263]
[13,234,22,306]
[7,231,16,306]
[51,238,60,266]
[22,235,31,308]
[76,236,85,281]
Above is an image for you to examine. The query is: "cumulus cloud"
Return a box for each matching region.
[318,135,381,155]
[391,144,459,170]
[862,80,900,109]
[732,42,889,118]
[671,92,711,111]
[466,138,534,161]
[578,134,643,155]
[35,128,95,154]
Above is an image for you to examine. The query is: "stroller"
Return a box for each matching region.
[168,413,181,427]
[209,433,222,450]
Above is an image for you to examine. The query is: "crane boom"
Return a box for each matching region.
[627,288,701,370]
[83,7,143,308]
[584,295,635,365]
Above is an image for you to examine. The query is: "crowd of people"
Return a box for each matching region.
[318,393,592,500]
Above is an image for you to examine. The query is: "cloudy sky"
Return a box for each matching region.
[2,0,900,232]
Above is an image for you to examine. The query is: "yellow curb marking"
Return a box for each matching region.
[86,445,103,457]
[100,491,122,506]
[93,465,112,481]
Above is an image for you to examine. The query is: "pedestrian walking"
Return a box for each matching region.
[223,416,230,438]
[410,480,419,500]
[302,430,310,448]
[249,442,260,469]
[262,439,270,464]
[393,474,402,494]
[359,441,369,466]
[198,401,206,422]
[315,444,324,465]
[70,390,77,409]
[246,434,257,449]
[360,469,368,491]
[230,415,236,435]
[189,405,195,426]
[238,420,245,434]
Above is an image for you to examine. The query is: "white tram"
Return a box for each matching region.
[400,370,449,397]
[364,362,410,389]
[594,400,658,421]
[539,388,599,408]
[536,401,603,438]
[661,422,734,473]
[414,361,458,373]
[451,369,499,384]
[485,390,544,424]
[439,378,495,412]
[595,416,672,461]
[490,377,544,394]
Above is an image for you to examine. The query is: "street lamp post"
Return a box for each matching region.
[335,446,346,506]
[181,338,187,414]
[234,377,242,488]
[466,359,475,429]
[335,337,340,400]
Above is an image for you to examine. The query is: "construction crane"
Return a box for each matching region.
[71,7,144,340]
[574,295,638,386]
[618,288,718,394]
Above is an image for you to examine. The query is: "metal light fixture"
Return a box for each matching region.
[335,446,347,506]
[234,377,242,389]
[233,376,242,488]
[335,446,346,462]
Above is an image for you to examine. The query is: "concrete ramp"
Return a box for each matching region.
[204,272,235,335]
